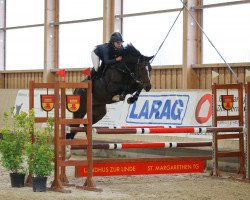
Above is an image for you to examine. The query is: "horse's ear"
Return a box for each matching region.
[143,55,154,61]
[148,55,154,61]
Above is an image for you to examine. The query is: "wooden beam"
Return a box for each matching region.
[44,0,58,83]
[0,0,6,88]
[103,0,115,42]
[0,1,5,69]
[114,0,122,33]
[182,0,200,89]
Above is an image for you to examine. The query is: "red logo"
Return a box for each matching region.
[66,95,80,113]
[195,94,212,124]
[221,95,234,111]
[40,95,54,112]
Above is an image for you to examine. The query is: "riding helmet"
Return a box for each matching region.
[109,32,124,43]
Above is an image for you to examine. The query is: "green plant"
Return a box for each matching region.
[26,117,54,177]
[0,107,30,173]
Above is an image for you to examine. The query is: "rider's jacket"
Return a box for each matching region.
[94,43,124,67]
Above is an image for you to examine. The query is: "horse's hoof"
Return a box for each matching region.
[127,97,135,104]
[112,95,120,102]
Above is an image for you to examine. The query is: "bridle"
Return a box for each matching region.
[113,57,148,87]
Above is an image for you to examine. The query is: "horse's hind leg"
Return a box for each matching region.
[92,105,107,125]
[66,124,80,139]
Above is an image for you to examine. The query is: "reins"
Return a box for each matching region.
[120,59,144,86]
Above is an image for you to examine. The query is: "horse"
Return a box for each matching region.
[66,44,153,139]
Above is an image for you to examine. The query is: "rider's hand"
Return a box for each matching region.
[116,56,122,62]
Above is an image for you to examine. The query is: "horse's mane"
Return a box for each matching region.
[123,43,141,57]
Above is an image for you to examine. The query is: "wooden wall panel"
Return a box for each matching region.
[193,65,250,89]
[148,68,183,90]
[218,68,225,85]
[205,68,212,89]
[3,72,43,89]
[231,70,238,84]
[166,69,172,89]
[212,67,219,85]
[160,69,166,89]
[150,70,156,89]
[171,69,177,89]
[225,69,231,84]
[199,69,206,89]
[2,65,250,90]
[237,68,245,83]
[155,69,161,89]
[177,69,182,89]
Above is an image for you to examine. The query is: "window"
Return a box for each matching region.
[59,0,103,68]
[6,0,44,27]
[59,22,103,68]
[123,0,183,65]
[5,0,44,70]
[123,0,181,14]
[60,0,103,21]
[203,0,242,5]
[6,28,44,70]
[203,4,250,63]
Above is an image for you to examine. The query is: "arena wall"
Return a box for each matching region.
[1,64,250,90]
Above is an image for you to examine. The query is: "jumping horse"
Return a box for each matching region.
[66,44,153,139]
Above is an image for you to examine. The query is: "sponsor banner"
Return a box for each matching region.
[126,94,190,125]
[95,90,244,138]
[77,160,205,177]
[119,91,212,127]
[15,89,244,136]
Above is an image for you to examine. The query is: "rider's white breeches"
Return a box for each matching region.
[91,49,100,72]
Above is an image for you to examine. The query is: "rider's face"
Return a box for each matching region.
[114,41,122,49]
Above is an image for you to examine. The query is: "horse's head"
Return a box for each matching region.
[136,55,153,91]
[122,44,153,92]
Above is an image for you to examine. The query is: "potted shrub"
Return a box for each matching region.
[0,107,30,187]
[26,116,54,192]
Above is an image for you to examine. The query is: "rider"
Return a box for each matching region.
[90,32,124,79]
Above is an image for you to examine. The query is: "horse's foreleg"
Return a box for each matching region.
[127,87,143,104]
[112,84,132,102]
[119,85,132,101]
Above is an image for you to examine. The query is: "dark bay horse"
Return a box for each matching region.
[66,44,153,139]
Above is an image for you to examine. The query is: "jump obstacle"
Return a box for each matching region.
[71,141,213,149]
[29,81,96,192]
[28,81,250,192]
[69,126,244,134]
